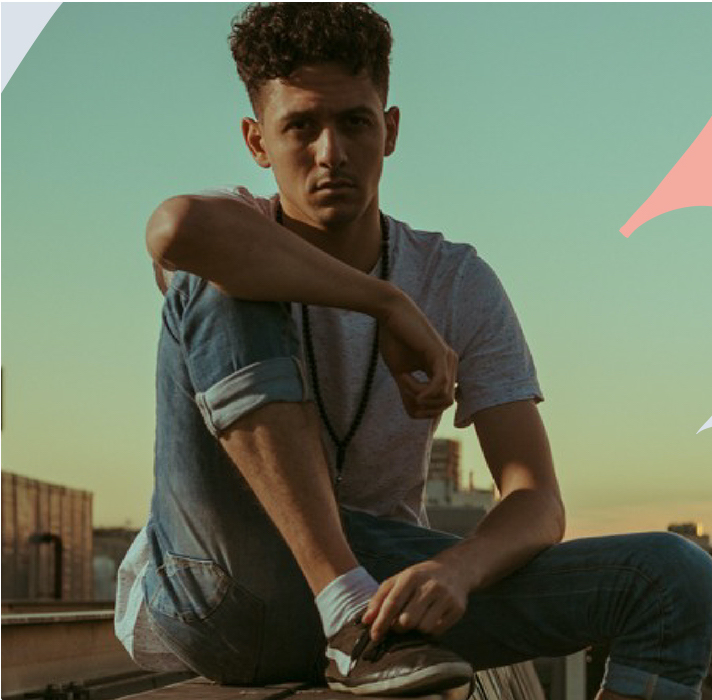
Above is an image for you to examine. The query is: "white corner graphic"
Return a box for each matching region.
[1,2,62,92]
[697,416,712,434]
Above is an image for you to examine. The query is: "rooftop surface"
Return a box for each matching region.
[121,665,545,700]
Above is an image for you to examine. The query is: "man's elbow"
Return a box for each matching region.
[549,491,566,544]
[145,196,196,269]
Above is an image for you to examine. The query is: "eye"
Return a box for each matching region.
[286,118,314,133]
[347,115,371,128]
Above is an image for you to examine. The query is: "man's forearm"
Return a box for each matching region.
[146,195,396,318]
[147,195,459,416]
[436,487,565,592]
[363,487,565,641]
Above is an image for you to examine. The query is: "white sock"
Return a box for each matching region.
[316,565,379,639]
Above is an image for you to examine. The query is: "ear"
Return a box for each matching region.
[384,106,400,157]
[242,117,271,169]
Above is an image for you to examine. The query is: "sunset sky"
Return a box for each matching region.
[2,2,711,539]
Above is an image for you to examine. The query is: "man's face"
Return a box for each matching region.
[243,63,399,230]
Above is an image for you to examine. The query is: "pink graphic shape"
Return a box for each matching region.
[620,117,712,237]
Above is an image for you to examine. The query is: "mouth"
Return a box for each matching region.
[314,178,357,192]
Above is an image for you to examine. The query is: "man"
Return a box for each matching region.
[116,4,712,698]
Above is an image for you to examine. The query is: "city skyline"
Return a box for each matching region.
[2,3,711,539]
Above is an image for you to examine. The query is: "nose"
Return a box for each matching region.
[315,126,347,170]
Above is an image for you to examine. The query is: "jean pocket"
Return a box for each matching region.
[149,552,230,622]
[145,552,265,683]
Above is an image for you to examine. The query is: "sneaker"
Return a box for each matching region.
[325,618,473,696]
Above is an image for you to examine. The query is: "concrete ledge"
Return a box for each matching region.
[1,610,138,695]
[2,610,115,625]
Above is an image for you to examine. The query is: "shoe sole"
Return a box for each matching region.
[326,661,473,696]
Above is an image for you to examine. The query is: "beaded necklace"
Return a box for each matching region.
[276,204,390,493]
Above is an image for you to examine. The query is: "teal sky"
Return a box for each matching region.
[2,3,710,537]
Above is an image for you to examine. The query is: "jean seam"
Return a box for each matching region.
[149,554,232,623]
[603,661,705,700]
[516,562,666,689]
[481,561,668,687]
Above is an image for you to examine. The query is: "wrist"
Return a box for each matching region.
[366,279,405,321]
[433,544,483,593]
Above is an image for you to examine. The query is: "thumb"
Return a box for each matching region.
[398,372,429,397]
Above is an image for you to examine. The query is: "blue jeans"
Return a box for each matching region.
[143,273,712,699]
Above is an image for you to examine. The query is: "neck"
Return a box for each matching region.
[277,199,383,273]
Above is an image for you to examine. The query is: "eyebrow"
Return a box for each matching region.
[278,105,379,125]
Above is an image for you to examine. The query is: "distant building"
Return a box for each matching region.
[93,527,139,600]
[1,471,93,600]
[668,522,711,554]
[425,438,495,537]
[427,438,461,505]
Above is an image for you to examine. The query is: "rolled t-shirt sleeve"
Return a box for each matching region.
[450,252,543,427]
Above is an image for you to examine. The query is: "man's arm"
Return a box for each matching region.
[148,195,393,309]
[146,195,457,414]
[364,399,565,639]
[446,399,564,582]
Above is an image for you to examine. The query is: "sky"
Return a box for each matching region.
[1,2,711,539]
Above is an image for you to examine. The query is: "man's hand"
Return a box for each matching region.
[361,558,469,641]
[377,291,458,420]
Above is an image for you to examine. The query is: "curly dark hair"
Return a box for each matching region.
[229,2,393,114]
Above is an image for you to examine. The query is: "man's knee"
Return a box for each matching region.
[175,273,300,376]
[633,531,712,603]
[658,532,712,625]
[162,274,311,436]
[628,532,712,673]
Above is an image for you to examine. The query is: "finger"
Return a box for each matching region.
[395,583,435,630]
[399,373,429,396]
[363,579,394,624]
[369,577,416,641]
[396,388,451,421]
[418,359,450,401]
[397,375,451,410]
[395,385,441,420]
[419,350,457,402]
[412,395,452,410]
[398,377,439,409]
[401,401,445,421]
[430,605,465,637]
[397,594,437,632]
[416,598,451,635]
[411,408,447,420]
[371,584,412,640]
[399,368,450,404]
[397,393,420,420]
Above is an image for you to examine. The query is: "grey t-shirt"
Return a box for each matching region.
[114,186,543,667]
[210,187,543,525]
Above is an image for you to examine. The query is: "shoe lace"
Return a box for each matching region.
[351,624,432,664]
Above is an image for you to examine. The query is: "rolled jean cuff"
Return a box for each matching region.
[603,661,701,700]
[196,356,310,438]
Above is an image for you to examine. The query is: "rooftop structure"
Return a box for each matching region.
[668,522,711,554]
[1,471,93,601]
[426,438,496,537]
